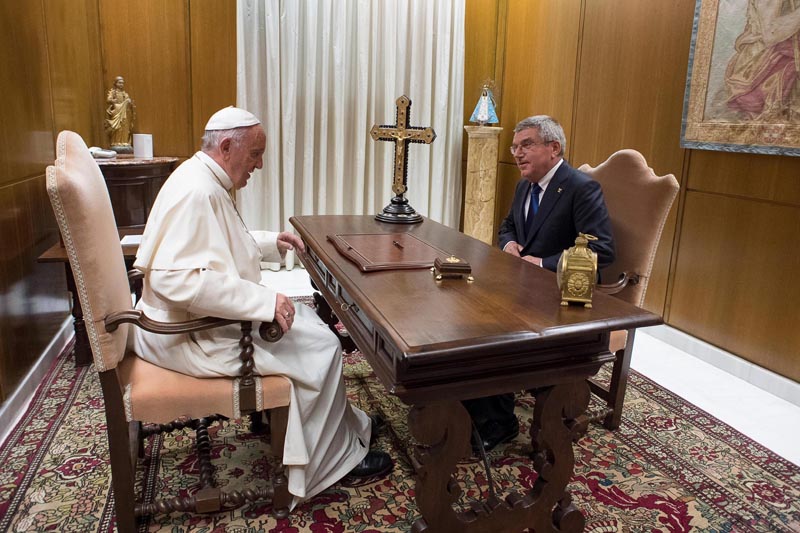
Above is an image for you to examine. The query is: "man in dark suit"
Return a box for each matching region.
[465,115,615,454]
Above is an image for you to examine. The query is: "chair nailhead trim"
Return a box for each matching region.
[232,378,241,419]
[255,377,263,412]
[123,383,133,421]
[46,161,106,372]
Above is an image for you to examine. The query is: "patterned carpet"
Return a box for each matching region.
[1,337,799,532]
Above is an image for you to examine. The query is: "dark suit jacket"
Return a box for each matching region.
[498,160,615,272]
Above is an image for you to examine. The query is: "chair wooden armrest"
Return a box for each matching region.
[596,272,640,295]
[105,312,283,414]
[104,310,282,341]
[105,309,237,334]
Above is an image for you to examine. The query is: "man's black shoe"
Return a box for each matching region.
[369,413,386,442]
[471,420,519,455]
[347,450,393,478]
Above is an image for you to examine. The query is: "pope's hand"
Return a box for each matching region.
[277,231,305,256]
[275,293,295,333]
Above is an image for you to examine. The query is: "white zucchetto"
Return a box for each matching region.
[204,106,261,131]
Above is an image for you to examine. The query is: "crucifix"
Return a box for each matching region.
[370,95,436,224]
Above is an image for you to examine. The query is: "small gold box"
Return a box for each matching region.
[432,255,473,281]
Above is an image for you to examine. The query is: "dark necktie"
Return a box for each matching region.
[528,183,542,219]
[524,183,541,240]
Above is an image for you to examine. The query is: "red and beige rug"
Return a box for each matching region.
[1,338,798,532]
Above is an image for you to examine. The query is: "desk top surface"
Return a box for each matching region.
[293,215,662,399]
[293,215,661,347]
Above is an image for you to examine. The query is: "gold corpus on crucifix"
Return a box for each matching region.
[370,95,436,224]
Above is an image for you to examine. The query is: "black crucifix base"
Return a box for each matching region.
[376,194,423,224]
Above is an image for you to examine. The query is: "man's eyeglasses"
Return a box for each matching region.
[509,139,552,155]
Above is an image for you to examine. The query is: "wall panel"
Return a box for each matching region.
[0,1,55,185]
[99,0,193,157]
[669,192,800,382]
[190,0,237,148]
[570,0,695,314]
[464,0,502,126]
[571,0,694,175]
[498,0,582,166]
[688,150,800,207]
[45,0,105,146]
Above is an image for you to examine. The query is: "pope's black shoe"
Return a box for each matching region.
[369,413,386,442]
[471,419,520,455]
[347,450,393,478]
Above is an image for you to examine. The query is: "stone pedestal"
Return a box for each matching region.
[463,125,502,245]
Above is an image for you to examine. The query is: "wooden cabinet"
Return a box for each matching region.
[97,157,178,229]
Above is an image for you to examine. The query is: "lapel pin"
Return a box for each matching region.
[557,187,563,193]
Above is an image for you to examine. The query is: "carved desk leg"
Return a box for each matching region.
[65,263,92,367]
[528,382,590,532]
[408,383,590,533]
[408,401,472,533]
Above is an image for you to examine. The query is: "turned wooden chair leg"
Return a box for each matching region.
[101,373,137,532]
[130,421,145,459]
[249,410,270,434]
[270,406,291,518]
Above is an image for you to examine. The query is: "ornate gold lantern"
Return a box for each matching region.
[556,233,598,308]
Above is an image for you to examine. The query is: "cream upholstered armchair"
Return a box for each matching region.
[579,149,679,430]
[46,131,293,531]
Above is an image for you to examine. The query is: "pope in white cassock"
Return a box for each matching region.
[130,106,393,508]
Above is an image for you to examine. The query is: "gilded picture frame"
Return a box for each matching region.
[681,0,800,156]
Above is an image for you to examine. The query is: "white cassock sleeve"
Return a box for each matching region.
[249,230,284,263]
[148,269,278,322]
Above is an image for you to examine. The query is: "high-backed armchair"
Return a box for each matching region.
[46,131,293,531]
[579,149,679,429]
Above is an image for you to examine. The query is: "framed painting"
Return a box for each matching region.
[681,0,800,156]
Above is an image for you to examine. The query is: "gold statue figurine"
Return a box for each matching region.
[105,76,136,154]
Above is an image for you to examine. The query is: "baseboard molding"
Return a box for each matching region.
[641,324,800,408]
[0,317,73,447]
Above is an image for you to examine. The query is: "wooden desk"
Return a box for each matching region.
[291,215,661,533]
[38,230,140,366]
[96,157,177,229]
